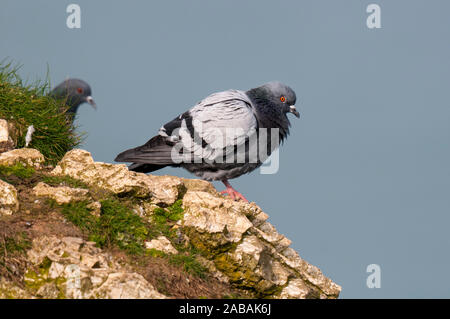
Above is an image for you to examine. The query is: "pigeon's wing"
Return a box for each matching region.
[115,90,257,165]
[171,90,258,163]
[114,134,178,165]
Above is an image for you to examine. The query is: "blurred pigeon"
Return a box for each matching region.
[115,82,299,202]
[50,79,96,121]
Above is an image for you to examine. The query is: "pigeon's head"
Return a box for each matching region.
[247,82,299,119]
[51,79,96,114]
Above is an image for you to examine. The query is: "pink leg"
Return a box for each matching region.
[220,179,249,202]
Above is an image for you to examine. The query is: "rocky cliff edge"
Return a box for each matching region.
[0,121,341,299]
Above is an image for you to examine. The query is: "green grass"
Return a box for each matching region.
[0,60,83,164]
[0,232,32,254]
[222,293,244,299]
[60,198,206,277]
[0,162,35,184]
[94,199,149,254]
[153,199,184,223]
[60,201,98,234]
[150,200,206,278]
[0,232,32,286]
[0,162,35,179]
[168,253,207,279]
[41,174,88,189]
[151,199,184,237]
[146,248,167,258]
[60,199,149,255]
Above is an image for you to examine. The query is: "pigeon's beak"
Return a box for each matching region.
[85,96,97,110]
[289,105,300,118]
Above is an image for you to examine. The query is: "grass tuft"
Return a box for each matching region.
[60,201,98,234]
[0,163,35,184]
[60,198,206,277]
[150,200,206,278]
[41,174,88,189]
[146,248,167,258]
[0,60,83,164]
[0,232,32,254]
[94,199,149,254]
[168,254,207,279]
[0,232,32,286]
[60,199,149,255]
[151,199,184,237]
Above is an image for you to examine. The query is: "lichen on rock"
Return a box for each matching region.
[0,148,44,169]
[179,190,341,298]
[33,182,91,205]
[51,149,185,205]
[145,236,178,255]
[24,236,166,299]
[182,191,254,247]
[0,179,19,215]
[0,278,32,299]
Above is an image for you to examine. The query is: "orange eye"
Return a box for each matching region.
[77,88,83,94]
[280,96,286,102]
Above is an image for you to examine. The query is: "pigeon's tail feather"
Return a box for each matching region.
[114,135,176,166]
[128,163,168,173]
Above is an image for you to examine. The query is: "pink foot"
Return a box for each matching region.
[220,180,249,202]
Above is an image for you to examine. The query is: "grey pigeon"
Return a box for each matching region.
[50,79,96,120]
[115,82,299,202]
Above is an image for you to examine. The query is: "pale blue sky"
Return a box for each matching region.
[1,0,449,298]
